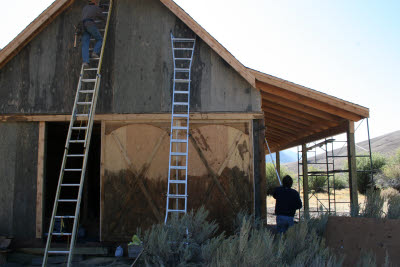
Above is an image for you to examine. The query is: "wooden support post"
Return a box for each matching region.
[302,144,309,215]
[276,151,281,179]
[347,120,359,215]
[36,122,46,239]
[252,119,267,220]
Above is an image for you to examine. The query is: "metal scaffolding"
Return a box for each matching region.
[296,118,374,217]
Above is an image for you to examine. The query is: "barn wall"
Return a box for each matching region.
[101,120,253,241]
[0,122,38,241]
[0,0,261,115]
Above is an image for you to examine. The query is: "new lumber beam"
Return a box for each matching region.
[261,92,342,122]
[250,69,369,118]
[258,81,364,121]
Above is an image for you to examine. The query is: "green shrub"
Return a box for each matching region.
[308,166,327,192]
[266,163,292,195]
[356,153,386,194]
[330,175,348,190]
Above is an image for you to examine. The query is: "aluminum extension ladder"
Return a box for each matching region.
[164,34,196,223]
[42,1,112,266]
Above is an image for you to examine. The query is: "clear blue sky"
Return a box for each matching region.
[1,0,399,144]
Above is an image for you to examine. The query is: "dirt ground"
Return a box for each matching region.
[325,216,400,266]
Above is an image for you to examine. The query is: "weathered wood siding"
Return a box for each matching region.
[0,0,261,115]
[0,122,38,241]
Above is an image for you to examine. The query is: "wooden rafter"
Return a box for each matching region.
[251,68,369,118]
[274,121,349,152]
[261,99,338,127]
[263,106,312,127]
[258,81,363,121]
[265,115,310,130]
[261,92,343,122]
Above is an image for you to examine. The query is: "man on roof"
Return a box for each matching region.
[273,175,302,233]
[81,0,106,68]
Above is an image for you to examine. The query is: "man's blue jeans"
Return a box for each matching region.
[82,25,103,63]
[276,215,294,233]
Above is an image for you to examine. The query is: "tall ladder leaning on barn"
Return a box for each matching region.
[42,1,113,266]
[164,34,196,223]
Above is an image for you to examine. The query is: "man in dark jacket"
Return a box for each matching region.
[81,0,106,67]
[273,175,302,233]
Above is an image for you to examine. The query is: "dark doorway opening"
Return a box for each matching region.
[44,122,101,241]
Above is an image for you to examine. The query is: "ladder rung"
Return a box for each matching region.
[64,169,82,171]
[170,166,186,170]
[171,152,187,156]
[173,114,188,118]
[58,199,78,202]
[71,127,87,130]
[171,139,187,143]
[174,48,193,51]
[61,184,80,187]
[172,126,188,130]
[173,38,195,42]
[175,68,190,72]
[169,180,186,184]
[174,79,191,83]
[67,154,85,157]
[175,58,191,60]
[167,209,186,213]
[77,102,92,105]
[173,102,189,106]
[167,194,187,198]
[76,114,89,117]
[52,233,72,236]
[81,79,96,82]
[89,58,100,61]
[174,91,189,94]
[48,251,70,254]
[102,12,108,14]
[79,90,95,93]
[55,216,75,219]
[84,68,98,71]
[69,140,85,143]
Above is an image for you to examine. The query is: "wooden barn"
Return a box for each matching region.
[0,0,369,245]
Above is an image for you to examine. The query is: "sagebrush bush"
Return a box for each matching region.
[382,149,400,192]
[387,195,400,219]
[138,208,342,266]
[361,189,385,218]
[356,153,386,194]
[266,163,292,195]
[140,207,219,266]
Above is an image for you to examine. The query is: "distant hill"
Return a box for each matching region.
[266,149,297,164]
[283,130,400,174]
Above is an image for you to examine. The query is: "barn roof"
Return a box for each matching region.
[0,0,369,152]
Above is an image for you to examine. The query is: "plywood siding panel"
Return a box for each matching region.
[101,122,252,241]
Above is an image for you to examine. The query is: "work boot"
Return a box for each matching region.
[83,62,89,68]
[91,52,100,58]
